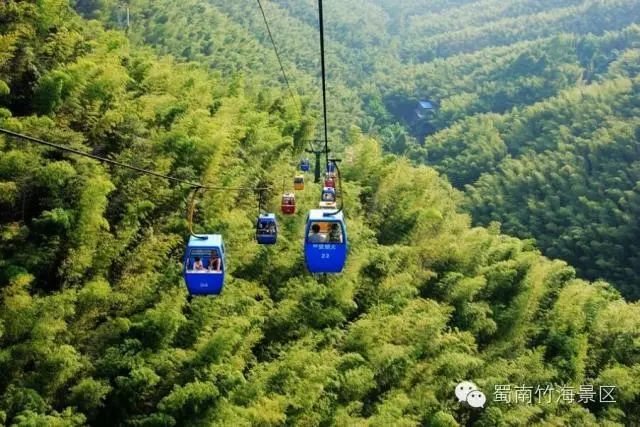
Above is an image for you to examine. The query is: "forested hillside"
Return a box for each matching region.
[175,0,640,299]
[369,1,640,298]
[1,1,640,426]
[78,0,640,298]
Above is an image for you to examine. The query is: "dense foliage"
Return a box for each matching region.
[229,0,640,298]
[1,1,640,426]
[374,2,640,297]
[80,0,640,297]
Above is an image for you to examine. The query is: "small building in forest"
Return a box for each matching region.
[415,100,436,119]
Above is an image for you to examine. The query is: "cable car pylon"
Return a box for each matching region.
[304,139,330,183]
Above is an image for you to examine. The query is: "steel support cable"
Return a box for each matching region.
[0,128,269,192]
[256,0,302,118]
[315,1,345,217]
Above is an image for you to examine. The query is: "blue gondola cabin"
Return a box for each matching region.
[183,235,226,295]
[256,213,278,245]
[304,209,347,273]
[321,187,336,202]
[300,158,311,172]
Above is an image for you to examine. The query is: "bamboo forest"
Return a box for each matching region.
[1,0,640,425]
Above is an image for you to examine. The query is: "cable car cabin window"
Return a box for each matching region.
[322,191,336,202]
[294,177,304,184]
[307,221,344,244]
[282,194,296,205]
[257,222,277,235]
[186,248,223,273]
[282,193,295,205]
[257,216,277,236]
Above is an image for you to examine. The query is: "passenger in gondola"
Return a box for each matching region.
[308,223,327,243]
[193,257,205,271]
[209,251,222,272]
[328,223,342,243]
[323,191,335,202]
[258,221,268,234]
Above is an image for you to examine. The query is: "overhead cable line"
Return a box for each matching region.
[317,0,330,166]
[256,0,302,118]
[315,0,344,217]
[0,128,269,192]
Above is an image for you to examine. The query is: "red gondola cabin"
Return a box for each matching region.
[324,177,335,188]
[281,192,296,215]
